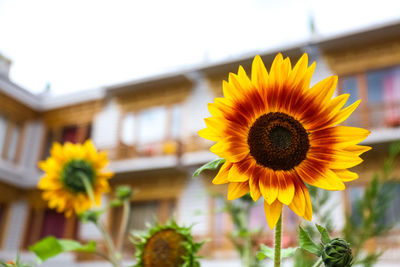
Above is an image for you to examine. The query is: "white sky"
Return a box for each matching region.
[0,0,399,95]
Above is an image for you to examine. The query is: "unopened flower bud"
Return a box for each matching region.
[116,185,133,200]
[322,238,353,267]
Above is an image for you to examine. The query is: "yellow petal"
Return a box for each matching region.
[308,76,337,105]
[259,170,278,204]
[297,164,345,190]
[333,126,371,148]
[228,162,250,182]
[334,169,359,182]
[212,162,232,184]
[198,128,220,142]
[227,182,250,200]
[264,200,283,230]
[277,172,295,205]
[251,55,268,90]
[288,180,306,217]
[330,153,364,169]
[249,176,261,201]
[329,100,361,126]
[343,145,372,155]
[288,53,309,87]
[303,186,313,221]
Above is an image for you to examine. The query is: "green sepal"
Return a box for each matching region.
[316,224,331,244]
[193,158,226,177]
[29,236,96,262]
[79,209,104,223]
[299,226,322,256]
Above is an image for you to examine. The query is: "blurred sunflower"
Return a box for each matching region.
[199,53,371,229]
[38,140,113,217]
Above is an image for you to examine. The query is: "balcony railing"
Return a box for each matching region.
[345,101,400,130]
[107,135,213,161]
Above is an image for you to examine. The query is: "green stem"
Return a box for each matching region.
[243,235,252,267]
[312,257,323,267]
[79,173,120,267]
[274,214,282,267]
[79,172,96,207]
[116,198,130,253]
[97,221,120,267]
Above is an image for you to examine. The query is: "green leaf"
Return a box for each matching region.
[193,158,226,177]
[257,244,274,260]
[299,226,321,256]
[29,236,96,262]
[281,247,299,258]
[316,224,331,244]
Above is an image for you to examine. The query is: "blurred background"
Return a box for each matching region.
[0,0,399,266]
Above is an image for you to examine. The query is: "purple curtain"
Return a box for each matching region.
[40,209,66,238]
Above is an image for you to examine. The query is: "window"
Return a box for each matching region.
[367,70,385,104]
[366,66,400,127]
[61,126,78,143]
[342,76,359,106]
[128,201,160,231]
[366,67,400,104]
[170,105,182,140]
[138,107,167,144]
[121,112,136,145]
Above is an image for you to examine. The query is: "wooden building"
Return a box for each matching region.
[0,20,399,266]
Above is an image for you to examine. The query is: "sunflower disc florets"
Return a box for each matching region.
[133,221,203,267]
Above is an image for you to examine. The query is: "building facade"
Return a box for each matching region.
[0,21,399,266]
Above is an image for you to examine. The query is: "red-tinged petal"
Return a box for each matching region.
[212,162,233,184]
[276,171,295,205]
[296,160,345,190]
[227,182,250,200]
[259,169,278,204]
[288,178,306,217]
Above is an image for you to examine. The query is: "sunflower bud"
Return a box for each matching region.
[116,185,132,201]
[322,238,353,267]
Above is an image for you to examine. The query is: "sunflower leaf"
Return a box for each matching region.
[281,247,299,258]
[257,244,274,260]
[316,224,331,244]
[29,236,96,262]
[193,158,226,177]
[299,226,322,256]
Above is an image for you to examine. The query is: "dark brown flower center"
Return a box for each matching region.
[143,229,186,267]
[247,112,309,170]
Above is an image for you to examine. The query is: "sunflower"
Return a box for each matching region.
[199,53,371,229]
[134,221,203,267]
[38,140,113,217]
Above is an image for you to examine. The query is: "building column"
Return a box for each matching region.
[2,199,29,250]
